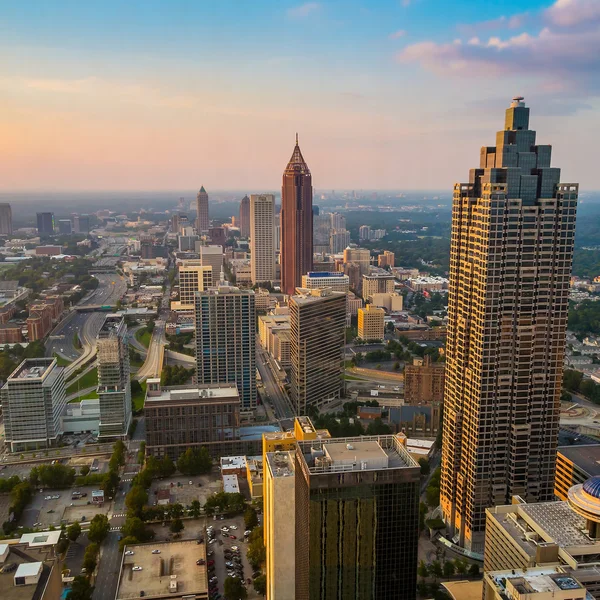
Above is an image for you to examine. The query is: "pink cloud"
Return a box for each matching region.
[389,29,407,39]
[545,0,600,27]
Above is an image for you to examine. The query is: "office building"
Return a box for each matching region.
[301,272,349,293]
[281,135,313,295]
[58,219,72,234]
[404,356,445,405]
[178,234,199,252]
[343,262,362,291]
[239,194,250,238]
[294,435,421,599]
[36,212,54,235]
[359,225,371,240]
[313,214,331,247]
[289,288,346,413]
[195,244,224,282]
[72,214,90,234]
[196,186,209,231]
[176,263,212,309]
[329,229,350,254]
[441,97,578,551]
[144,380,240,460]
[1,358,66,452]
[250,194,275,284]
[96,315,131,439]
[194,284,256,409]
[555,445,600,501]
[0,203,12,236]
[370,292,403,312]
[378,250,395,268]
[343,245,370,275]
[362,273,395,300]
[329,212,346,231]
[358,304,385,340]
[209,226,226,249]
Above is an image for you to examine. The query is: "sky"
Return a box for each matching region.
[1,0,599,192]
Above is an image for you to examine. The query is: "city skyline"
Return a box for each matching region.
[1,0,598,191]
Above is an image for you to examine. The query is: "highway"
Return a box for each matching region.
[256,344,295,419]
[135,320,166,381]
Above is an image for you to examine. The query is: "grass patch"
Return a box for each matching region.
[135,327,152,349]
[66,367,98,395]
[343,374,364,381]
[53,353,72,367]
[73,331,82,350]
[132,381,146,412]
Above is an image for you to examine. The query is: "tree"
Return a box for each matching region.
[247,526,266,568]
[253,574,266,596]
[67,576,93,600]
[177,447,212,476]
[87,514,110,544]
[67,522,81,542]
[121,517,151,542]
[468,563,480,578]
[418,560,429,581]
[365,418,392,435]
[417,582,429,597]
[244,506,258,530]
[426,484,440,508]
[103,469,120,498]
[418,458,430,476]
[455,559,467,577]
[82,543,99,573]
[126,485,148,516]
[170,518,184,534]
[189,500,201,518]
[224,576,248,600]
[429,560,443,582]
[159,455,176,478]
[80,465,90,476]
[443,560,455,580]
[119,535,139,552]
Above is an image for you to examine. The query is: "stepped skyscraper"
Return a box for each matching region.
[281,135,313,296]
[441,97,578,551]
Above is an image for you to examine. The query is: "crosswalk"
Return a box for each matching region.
[112,513,127,518]
[121,478,133,483]
[110,527,121,532]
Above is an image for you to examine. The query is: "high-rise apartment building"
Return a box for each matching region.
[289,288,345,414]
[329,229,350,254]
[404,356,445,405]
[378,250,395,268]
[1,358,66,452]
[343,245,370,275]
[36,212,54,235]
[362,273,395,300]
[194,284,256,409]
[239,195,250,238]
[250,194,275,284]
[358,304,385,340]
[0,203,12,236]
[196,186,209,232]
[301,272,349,293]
[281,135,313,295]
[195,245,224,282]
[329,212,346,231]
[96,315,131,439]
[175,263,212,309]
[441,97,579,551]
[359,225,371,240]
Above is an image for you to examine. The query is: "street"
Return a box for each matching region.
[256,344,295,419]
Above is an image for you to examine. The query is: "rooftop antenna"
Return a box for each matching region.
[295,132,299,145]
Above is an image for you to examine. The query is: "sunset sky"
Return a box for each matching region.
[1,0,599,191]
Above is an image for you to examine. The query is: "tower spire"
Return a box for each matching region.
[295,132,298,145]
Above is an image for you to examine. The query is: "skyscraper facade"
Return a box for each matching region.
[96,315,132,439]
[0,203,12,236]
[239,195,250,238]
[281,135,313,296]
[441,97,578,551]
[194,285,256,409]
[36,212,54,235]
[289,288,346,414]
[196,186,209,232]
[250,194,275,284]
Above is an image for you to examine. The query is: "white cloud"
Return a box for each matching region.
[287,2,321,18]
[389,29,407,39]
[545,0,600,27]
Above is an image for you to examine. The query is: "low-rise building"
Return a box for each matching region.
[407,276,449,292]
[220,455,247,476]
[362,273,395,300]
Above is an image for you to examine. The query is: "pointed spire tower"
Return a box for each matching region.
[196,186,209,232]
[281,134,313,295]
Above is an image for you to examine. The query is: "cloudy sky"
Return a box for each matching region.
[1,0,598,191]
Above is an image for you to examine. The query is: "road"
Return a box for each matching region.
[256,344,295,419]
[135,320,166,381]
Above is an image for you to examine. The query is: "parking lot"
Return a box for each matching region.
[148,473,222,508]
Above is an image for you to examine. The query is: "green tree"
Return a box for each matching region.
[119,535,139,552]
[244,506,258,530]
[418,458,430,476]
[103,469,120,497]
[189,500,201,518]
[67,522,81,542]
[87,514,110,544]
[170,518,184,534]
[82,543,99,573]
[455,559,467,577]
[418,560,429,581]
[468,563,480,578]
[426,484,440,508]
[247,526,266,568]
[177,447,212,475]
[67,576,93,600]
[80,465,90,476]
[253,574,266,596]
[365,418,392,435]
[159,455,176,478]
[224,576,248,600]
[430,560,443,582]
[443,560,455,580]
[121,517,151,542]
[125,485,148,516]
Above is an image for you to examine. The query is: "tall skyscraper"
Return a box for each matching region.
[0,203,12,236]
[441,97,578,551]
[281,135,313,296]
[36,212,54,235]
[289,288,346,414]
[239,195,250,238]
[96,316,131,439]
[250,194,275,284]
[196,186,209,232]
[194,284,256,409]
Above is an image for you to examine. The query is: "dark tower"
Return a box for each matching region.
[281,134,313,296]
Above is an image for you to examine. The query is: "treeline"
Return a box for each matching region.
[161,365,194,386]
[568,300,600,336]
[564,369,600,404]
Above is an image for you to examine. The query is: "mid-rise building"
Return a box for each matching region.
[96,315,131,439]
[250,194,275,284]
[555,445,600,501]
[209,226,226,249]
[329,212,346,231]
[72,214,90,234]
[176,263,212,308]
[301,272,350,293]
[370,292,403,312]
[239,194,250,238]
[329,229,350,254]
[377,250,395,268]
[196,186,209,231]
[343,245,370,275]
[194,284,256,409]
[362,273,395,300]
[36,212,54,235]
[289,288,346,413]
[1,358,66,452]
[404,356,445,405]
[58,219,72,234]
[359,225,371,240]
[196,244,224,282]
[281,135,313,295]
[441,97,578,551]
[343,261,362,290]
[0,203,12,236]
[358,304,385,340]
[144,380,240,460]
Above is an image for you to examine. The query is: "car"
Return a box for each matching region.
[209,539,217,545]
[226,562,234,568]
[244,530,251,536]
[229,525,238,530]
[207,551,214,557]
[125,551,134,556]
[132,566,143,571]
[196,538,204,544]
[196,559,205,566]
[221,526,229,532]
[247,578,252,585]
[44,496,51,500]
[207,560,215,567]
[52,495,60,499]
[209,577,218,583]
[189,481,193,485]
[231,546,239,551]
[230,535,237,540]
[151,549,161,554]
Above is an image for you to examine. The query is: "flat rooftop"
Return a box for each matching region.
[9,359,54,381]
[117,539,207,600]
[266,451,295,478]
[442,580,483,600]
[291,289,345,305]
[324,440,389,467]
[146,384,239,404]
[487,568,584,597]
[558,444,600,477]
[0,546,52,600]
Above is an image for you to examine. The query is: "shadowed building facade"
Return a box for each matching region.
[281,135,313,296]
[441,97,579,551]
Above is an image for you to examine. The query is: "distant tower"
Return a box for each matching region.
[239,195,250,238]
[196,186,209,232]
[0,204,12,236]
[250,194,275,284]
[281,134,313,296]
[36,212,54,235]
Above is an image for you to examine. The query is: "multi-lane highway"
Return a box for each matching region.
[135,320,166,381]
[256,344,295,419]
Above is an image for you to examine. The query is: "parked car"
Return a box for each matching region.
[151,549,161,554]
[132,566,143,571]
[125,551,134,556]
